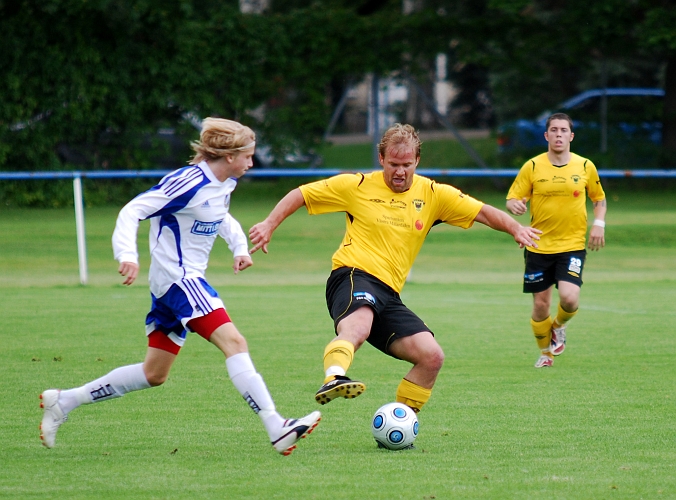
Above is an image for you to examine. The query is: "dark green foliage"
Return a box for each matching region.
[0,1,435,177]
[2,0,676,208]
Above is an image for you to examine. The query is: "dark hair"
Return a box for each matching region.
[546,113,573,132]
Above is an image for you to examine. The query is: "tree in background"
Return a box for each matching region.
[0,0,423,173]
[1,0,675,179]
[433,0,674,162]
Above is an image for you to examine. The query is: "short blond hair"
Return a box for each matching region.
[190,118,256,164]
[378,123,422,159]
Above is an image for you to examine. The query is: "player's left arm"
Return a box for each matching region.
[474,204,541,249]
[113,189,173,285]
[219,213,252,274]
[588,198,607,251]
[586,162,606,252]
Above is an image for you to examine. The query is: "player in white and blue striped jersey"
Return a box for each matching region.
[39,118,320,455]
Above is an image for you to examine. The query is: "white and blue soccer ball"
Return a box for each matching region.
[372,402,418,450]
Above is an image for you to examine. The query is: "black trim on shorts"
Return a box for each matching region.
[325,267,432,358]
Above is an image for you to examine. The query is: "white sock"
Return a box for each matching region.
[325,366,346,378]
[58,363,151,414]
[226,353,284,438]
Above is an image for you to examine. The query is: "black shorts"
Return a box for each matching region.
[325,267,432,358]
[523,249,586,293]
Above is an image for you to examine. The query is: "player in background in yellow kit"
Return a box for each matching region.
[506,113,607,368]
[249,123,541,415]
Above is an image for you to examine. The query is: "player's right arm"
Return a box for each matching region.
[506,198,529,215]
[118,261,139,286]
[248,188,306,254]
[112,168,203,284]
[506,162,533,216]
[112,194,163,286]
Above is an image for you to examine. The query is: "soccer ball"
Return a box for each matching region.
[371,402,418,450]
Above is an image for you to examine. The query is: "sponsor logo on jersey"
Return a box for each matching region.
[415,220,423,230]
[573,190,581,197]
[191,219,223,236]
[90,384,118,401]
[353,291,376,305]
[390,200,407,209]
[552,176,566,183]
[376,215,409,228]
[201,200,210,208]
[542,190,567,197]
[370,198,386,204]
[524,272,544,283]
[537,178,549,183]
[413,199,425,212]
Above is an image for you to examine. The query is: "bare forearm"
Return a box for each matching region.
[588,198,607,251]
[264,188,306,230]
[475,204,521,236]
[475,204,541,248]
[249,188,306,254]
[592,198,607,222]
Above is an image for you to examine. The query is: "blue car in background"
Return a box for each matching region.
[497,88,665,154]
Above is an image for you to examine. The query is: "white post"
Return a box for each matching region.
[434,53,451,116]
[73,174,88,285]
[239,0,268,14]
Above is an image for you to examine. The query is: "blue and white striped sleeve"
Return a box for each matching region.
[112,166,208,264]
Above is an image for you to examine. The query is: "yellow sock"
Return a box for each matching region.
[553,304,577,328]
[531,317,553,357]
[323,340,355,384]
[396,378,432,413]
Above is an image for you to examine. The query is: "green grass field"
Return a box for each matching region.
[1,185,675,499]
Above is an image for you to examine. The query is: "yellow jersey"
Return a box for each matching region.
[507,152,606,254]
[299,171,484,292]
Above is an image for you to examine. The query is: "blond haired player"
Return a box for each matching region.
[249,123,541,417]
[39,118,320,455]
[506,113,607,368]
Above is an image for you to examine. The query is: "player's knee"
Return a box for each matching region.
[209,324,249,357]
[229,333,248,352]
[418,346,444,374]
[558,291,579,312]
[145,371,168,387]
[559,298,578,314]
[533,296,550,312]
[428,348,445,373]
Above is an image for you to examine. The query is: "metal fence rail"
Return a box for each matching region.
[3,168,676,180]
[2,168,675,285]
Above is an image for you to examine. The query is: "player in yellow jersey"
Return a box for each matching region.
[506,113,607,368]
[249,123,541,415]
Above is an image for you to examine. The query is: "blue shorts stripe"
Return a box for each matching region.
[144,279,224,346]
[183,278,213,314]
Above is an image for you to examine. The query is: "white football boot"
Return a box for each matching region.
[534,354,553,368]
[550,324,567,356]
[40,390,67,448]
[271,411,321,456]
